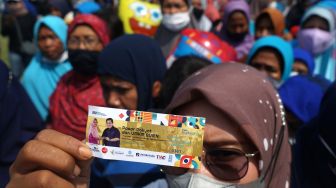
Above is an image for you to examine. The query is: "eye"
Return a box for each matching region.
[150,9,162,22]
[130,2,148,17]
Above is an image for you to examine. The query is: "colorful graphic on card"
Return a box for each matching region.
[86,106,205,169]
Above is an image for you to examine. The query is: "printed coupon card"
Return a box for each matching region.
[86,106,206,169]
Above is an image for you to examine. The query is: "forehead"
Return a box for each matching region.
[229,11,247,22]
[38,25,55,35]
[303,15,329,29]
[174,99,253,149]
[69,25,97,37]
[253,48,282,62]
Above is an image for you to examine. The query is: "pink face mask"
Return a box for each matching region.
[297,28,334,55]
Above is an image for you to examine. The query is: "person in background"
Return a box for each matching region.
[215,0,254,61]
[247,36,294,88]
[91,34,167,187]
[0,60,43,187]
[249,0,272,19]
[6,63,292,188]
[204,0,221,25]
[158,55,212,108]
[278,75,330,145]
[47,0,72,18]
[1,0,37,77]
[296,5,336,81]
[191,0,212,31]
[255,7,292,40]
[49,14,110,141]
[292,48,315,76]
[293,81,336,188]
[155,0,210,57]
[95,4,124,40]
[286,0,319,30]
[21,15,72,122]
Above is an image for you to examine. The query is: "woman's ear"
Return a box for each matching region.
[152,81,162,98]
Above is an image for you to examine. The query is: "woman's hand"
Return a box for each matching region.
[6,129,93,188]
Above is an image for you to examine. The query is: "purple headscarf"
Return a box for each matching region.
[218,0,254,60]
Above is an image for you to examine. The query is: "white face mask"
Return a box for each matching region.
[162,12,190,32]
[166,173,264,188]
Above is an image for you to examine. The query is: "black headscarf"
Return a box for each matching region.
[0,61,43,187]
[98,34,167,110]
[294,82,336,188]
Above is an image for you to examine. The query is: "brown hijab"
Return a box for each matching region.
[257,8,285,37]
[165,63,291,188]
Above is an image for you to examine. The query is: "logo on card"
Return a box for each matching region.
[92,111,106,116]
[168,155,173,162]
[102,147,108,154]
[126,150,134,157]
[135,152,156,158]
[156,155,166,160]
[92,146,100,152]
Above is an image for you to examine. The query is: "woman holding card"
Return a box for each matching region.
[6,63,291,188]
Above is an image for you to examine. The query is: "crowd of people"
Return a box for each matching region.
[0,0,335,187]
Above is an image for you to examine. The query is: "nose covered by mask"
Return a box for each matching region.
[297,28,334,55]
[68,49,100,75]
[166,173,264,188]
[162,12,191,32]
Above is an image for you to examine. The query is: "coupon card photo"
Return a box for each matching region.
[86,106,206,169]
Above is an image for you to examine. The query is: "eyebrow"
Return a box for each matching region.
[203,138,243,148]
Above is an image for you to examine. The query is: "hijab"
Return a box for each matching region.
[21,15,72,121]
[256,8,285,37]
[89,119,99,139]
[68,14,110,46]
[0,61,43,187]
[279,75,330,124]
[49,14,110,141]
[299,5,336,81]
[294,81,336,188]
[166,63,291,188]
[218,0,254,60]
[98,34,167,110]
[247,36,294,82]
[293,48,315,75]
